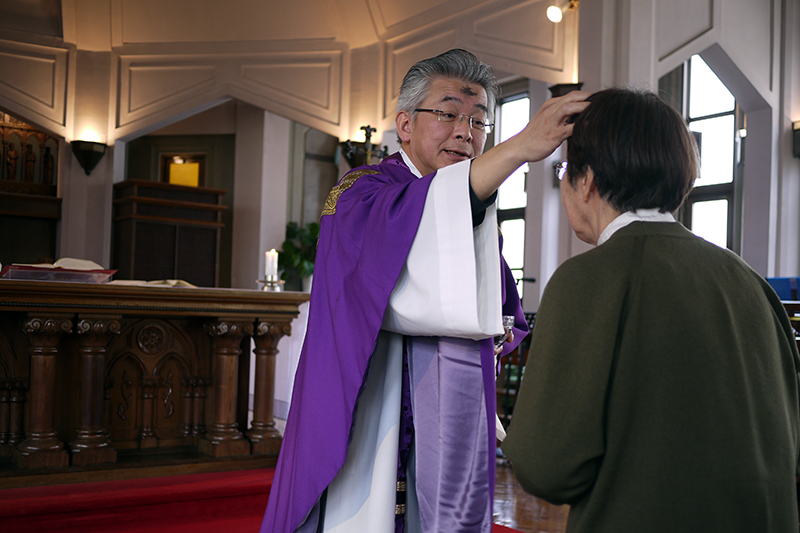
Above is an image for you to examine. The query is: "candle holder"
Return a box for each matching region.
[257,275,285,292]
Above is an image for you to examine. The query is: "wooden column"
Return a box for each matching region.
[199,319,253,457]
[71,316,121,465]
[7,379,28,447]
[181,377,193,438]
[0,380,8,450]
[139,377,160,448]
[249,319,291,454]
[13,314,72,468]
[190,377,208,440]
[103,376,115,440]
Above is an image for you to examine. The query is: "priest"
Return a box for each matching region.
[261,49,589,533]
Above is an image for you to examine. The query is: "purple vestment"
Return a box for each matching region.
[260,153,527,533]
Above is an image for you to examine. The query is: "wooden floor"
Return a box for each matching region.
[493,457,569,533]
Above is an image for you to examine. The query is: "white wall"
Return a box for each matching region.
[59,49,113,267]
[230,103,291,290]
[523,80,565,312]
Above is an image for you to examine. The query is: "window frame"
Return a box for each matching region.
[661,56,742,253]
[492,81,530,293]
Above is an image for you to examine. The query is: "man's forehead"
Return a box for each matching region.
[427,77,487,107]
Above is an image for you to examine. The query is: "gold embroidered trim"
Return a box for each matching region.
[396,481,407,492]
[320,168,379,218]
[395,504,406,515]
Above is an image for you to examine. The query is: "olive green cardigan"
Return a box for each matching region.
[503,222,800,533]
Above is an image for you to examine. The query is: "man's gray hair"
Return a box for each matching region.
[397,49,500,121]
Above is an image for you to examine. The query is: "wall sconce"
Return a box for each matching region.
[341,125,388,168]
[547,0,579,23]
[548,82,583,98]
[71,140,107,175]
[793,121,800,159]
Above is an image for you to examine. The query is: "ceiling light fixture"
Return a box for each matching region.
[547,0,579,23]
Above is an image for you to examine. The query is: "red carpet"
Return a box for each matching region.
[0,468,273,533]
[492,525,525,533]
[0,468,522,533]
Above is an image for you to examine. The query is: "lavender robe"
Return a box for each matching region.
[260,152,527,533]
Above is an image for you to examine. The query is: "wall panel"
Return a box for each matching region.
[0,39,69,135]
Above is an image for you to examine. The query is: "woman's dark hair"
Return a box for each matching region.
[566,88,698,213]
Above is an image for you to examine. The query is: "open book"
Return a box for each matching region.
[15,258,107,271]
[109,279,196,287]
[0,258,116,283]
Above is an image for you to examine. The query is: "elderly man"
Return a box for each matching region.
[261,49,588,533]
[503,88,800,532]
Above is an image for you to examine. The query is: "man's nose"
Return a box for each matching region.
[452,115,473,140]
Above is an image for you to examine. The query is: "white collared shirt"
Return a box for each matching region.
[597,209,676,246]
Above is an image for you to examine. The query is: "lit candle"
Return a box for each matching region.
[265,249,279,279]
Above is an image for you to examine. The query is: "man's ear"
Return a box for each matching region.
[396,111,412,143]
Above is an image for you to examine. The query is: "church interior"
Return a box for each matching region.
[0,0,798,532]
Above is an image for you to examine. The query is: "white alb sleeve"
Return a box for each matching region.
[381,160,504,340]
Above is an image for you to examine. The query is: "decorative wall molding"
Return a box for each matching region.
[656,0,714,61]
[0,38,69,136]
[113,46,344,140]
[383,32,459,122]
[466,0,573,79]
[367,0,484,39]
[382,0,576,124]
[654,0,777,110]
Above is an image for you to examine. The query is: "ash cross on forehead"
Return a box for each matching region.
[439,90,489,114]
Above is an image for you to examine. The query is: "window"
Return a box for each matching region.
[659,55,743,251]
[494,87,530,295]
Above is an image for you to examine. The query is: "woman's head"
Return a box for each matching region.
[566,88,698,213]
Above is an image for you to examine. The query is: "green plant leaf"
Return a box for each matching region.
[279,221,320,280]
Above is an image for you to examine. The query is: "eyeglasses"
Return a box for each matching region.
[554,160,568,181]
[414,109,494,134]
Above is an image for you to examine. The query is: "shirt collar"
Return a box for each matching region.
[598,209,676,246]
[399,148,423,178]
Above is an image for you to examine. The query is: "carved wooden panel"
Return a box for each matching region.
[0,111,61,266]
[0,112,59,192]
[106,319,202,450]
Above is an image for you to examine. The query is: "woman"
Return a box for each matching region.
[502,88,800,533]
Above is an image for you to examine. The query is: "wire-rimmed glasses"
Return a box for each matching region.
[554,160,568,181]
[414,108,494,134]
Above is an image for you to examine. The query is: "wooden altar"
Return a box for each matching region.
[0,280,308,482]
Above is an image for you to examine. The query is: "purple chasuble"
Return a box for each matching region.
[260,153,528,533]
